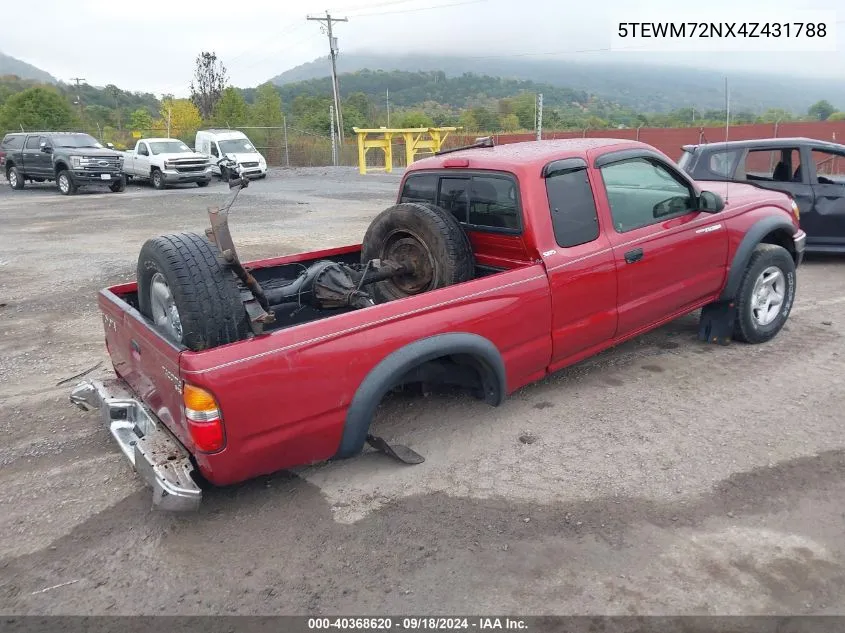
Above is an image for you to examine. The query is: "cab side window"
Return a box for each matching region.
[599,158,695,233]
[137,143,149,156]
[545,166,600,247]
[210,143,219,158]
[810,149,845,186]
[24,136,40,150]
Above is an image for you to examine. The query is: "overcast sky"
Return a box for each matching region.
[3,0,842,96]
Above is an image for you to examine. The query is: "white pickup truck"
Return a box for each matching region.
[121,138,212,189]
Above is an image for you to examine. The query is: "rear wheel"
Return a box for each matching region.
[57,170,77,195]
[361,202,474,303]
[8,166,24,190]
[137,232,251,351]
[732,244,796,344]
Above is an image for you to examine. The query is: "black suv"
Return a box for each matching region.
[0,131,125,195]
[678,137,845,253]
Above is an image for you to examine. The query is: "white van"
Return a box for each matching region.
[195,129,267,179]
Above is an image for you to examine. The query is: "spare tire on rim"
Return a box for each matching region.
[361,202,474,304]
[137,232,251,351]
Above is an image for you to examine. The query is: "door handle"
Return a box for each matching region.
[624,248,644,264]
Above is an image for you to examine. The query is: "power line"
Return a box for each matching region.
[348,0,486,17]
[307,12,348,143]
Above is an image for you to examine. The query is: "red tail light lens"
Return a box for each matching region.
[183,384,225,453]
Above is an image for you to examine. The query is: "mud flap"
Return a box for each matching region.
[698,301,736,345]
[366,434,425,465]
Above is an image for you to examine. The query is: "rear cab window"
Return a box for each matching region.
[543,160,600,247]
[399,170,522,233]
[1,135,25,150]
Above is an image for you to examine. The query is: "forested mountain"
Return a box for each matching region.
[270,53,845,114]
[0,52,56,83]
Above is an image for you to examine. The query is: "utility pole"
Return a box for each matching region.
[308,12,348,145]
[70,77,86,123]
[536,93,543,141]
[329,104,338,166]
[386,88,390,127]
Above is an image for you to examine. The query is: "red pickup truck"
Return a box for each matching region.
[70,138,806,511]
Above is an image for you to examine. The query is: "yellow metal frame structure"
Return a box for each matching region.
[352,127,460,175]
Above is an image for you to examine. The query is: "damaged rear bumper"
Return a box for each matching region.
[70,379,202,511]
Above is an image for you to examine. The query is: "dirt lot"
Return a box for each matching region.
[1,169,845,616]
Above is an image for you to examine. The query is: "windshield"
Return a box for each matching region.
[219,139,256,154]
[149,140,192,155]
[51,133,103,148]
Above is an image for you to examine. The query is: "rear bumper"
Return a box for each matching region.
[793,229,806,267]
[70,379,202,511]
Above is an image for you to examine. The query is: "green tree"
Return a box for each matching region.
[500,113,520,131]
[757,108,795,123]
[344,92,372,123]
[212,87,248,126]
[808,100,836,121]
[0,86,77,131]
[828,111,845,121]
[129,108,154,132]
[250,82,283,126]
[397,111,434,128]
[512,93,537,129]
[458,109,479,132]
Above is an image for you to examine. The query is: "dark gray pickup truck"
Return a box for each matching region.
[679,136,845,253]
[1,131,126,195]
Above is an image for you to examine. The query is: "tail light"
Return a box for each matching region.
[183,384,225,452]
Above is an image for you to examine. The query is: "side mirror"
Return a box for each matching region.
[40,145,52,153]
[698,190,725,213]
[105,142,115,150]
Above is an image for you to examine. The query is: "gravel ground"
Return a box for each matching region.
[1,167,845,616]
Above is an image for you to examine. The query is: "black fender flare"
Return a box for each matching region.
[719,216,796,301]
[334,332,507,459]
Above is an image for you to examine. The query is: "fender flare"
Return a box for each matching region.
[334,332,507,459]
[719,215,796,301]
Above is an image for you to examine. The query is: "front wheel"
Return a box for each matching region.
[8,166,24,190]
[57,170,77,195]
[109,176,126,193]
[151,169,165,190]
[732,243,796,344]
[196,179,210,188]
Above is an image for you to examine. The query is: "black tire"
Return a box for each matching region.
[732,243,796,344]
[361,202,474,303]
[57,170,77,195]
[151,169,165,190]
[196,179,210,188]
[220,166,230,182]
[8,166,24,190]
[137,232,251,351]
[109,176,126,193]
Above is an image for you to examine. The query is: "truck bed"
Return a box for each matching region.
[99,241,547,486]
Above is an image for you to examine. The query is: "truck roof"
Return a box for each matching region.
[197,129,248,139]
[137,138,190,143]
[408,138,654,172]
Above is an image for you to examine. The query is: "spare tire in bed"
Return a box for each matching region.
[136,232,251,351]
[361,202,474,304]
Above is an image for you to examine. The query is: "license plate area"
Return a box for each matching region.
[100,174,111,180]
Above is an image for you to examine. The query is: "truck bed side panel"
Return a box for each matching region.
[179,265,552,486]
[98,286,190,450]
